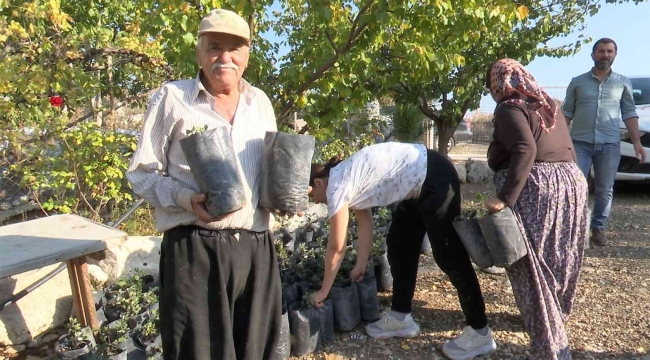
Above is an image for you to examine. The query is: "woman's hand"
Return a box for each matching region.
[311,289,329,308]
[485,198,507,214]
[350,263,366,283]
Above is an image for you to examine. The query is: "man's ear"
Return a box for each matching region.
[314,178,323,187]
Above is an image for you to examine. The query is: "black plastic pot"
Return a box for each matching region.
[104,299,125,323]
[282,283,300,310]
[260,131,315,214]
[477,208,527,268]
[288,302,321,356]
[54,338,92,359]
[317,299,335,345]
[356,275,380,322]
[144,335,162,357]
[179,127,246,217]
[116,337,146,360]
[127,308,150,330]
[374,253,393,292]
[330,283,361,331]
[275,303,291,360]
[453,217,494,269]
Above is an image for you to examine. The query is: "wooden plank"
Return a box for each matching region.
[0,214,127,278]
[67,257,99,330]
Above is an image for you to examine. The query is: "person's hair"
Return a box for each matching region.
[592,38,617,54]
[310,156,343,186]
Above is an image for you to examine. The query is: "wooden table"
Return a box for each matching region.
[0,214,127,329]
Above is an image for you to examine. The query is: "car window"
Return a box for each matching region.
[631,78,650,105]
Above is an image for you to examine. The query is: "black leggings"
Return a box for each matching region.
[387,150,488,329]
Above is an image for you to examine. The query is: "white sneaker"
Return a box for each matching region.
[365,312,421,339]
[442,326,497,360]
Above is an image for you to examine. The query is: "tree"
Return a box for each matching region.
[374,0,647,155]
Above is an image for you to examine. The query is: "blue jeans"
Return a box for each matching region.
[573,140,620,229]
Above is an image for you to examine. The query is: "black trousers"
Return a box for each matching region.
[387,150,488,329]
[159,226,282,360]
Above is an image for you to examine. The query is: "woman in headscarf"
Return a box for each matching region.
[485,58,589,359]
[308,142,497,359]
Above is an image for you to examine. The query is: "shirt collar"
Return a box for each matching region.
[590,67,613,80]
[191,69,257,104]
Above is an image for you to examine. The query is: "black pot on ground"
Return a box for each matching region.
[288,302,321,357]
[329,282,361,331]
[274,302,291,360]
[54,337,92,359]
[374,253,393,292]
[356,275,380,322]
[317,299,335,345]
[282,283,300,310]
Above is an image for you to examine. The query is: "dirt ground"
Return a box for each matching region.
[291,181,650,360]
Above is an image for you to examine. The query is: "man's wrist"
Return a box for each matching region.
[177,188,197,213]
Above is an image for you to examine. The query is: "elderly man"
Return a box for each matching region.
[127,9,282,360]
[562,37,646,246]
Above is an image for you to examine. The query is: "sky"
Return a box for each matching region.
[526,1,650,87]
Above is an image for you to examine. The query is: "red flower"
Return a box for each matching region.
[49,95,64,107]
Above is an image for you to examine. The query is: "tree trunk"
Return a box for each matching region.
[435,120,455,157]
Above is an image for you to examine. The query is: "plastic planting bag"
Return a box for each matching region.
[260,132,315,214]
[374,253,393,292]
[275,304,291,360]
[452,218,494,269]
[330,282,361,331]
[288,303,321,356]
[477,208,527,268]
[317,299,335,345]
[356,275,380,322]
[180,127,246,217]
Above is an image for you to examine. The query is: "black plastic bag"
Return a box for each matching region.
[275,303,291,360]
[260,131,315,214]
[477,208,527,268]
[282,283,300,308]
[453,218,494,269]
[330,283,361,331]
[374,253,393,292]
[179,127,246,217]
[356,275,380,322]
[318,299,335,345]
[288,302,321,356]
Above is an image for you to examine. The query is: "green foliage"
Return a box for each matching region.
[391,102,426,143]
[111,202,160,236]
[14,122,135,219]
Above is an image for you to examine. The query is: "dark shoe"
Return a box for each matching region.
[590,228,607,246]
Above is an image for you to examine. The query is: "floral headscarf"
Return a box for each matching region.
[488,58,557,133]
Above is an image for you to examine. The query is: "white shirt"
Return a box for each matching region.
[326,142,428,218]
[127,73,277,232]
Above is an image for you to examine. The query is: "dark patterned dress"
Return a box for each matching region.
[495,162,589,360]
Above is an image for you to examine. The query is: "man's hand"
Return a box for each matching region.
[264,208,305,217]
[311,289,328,308]
[633,141,647,163]
[350,264,365,283]
[485,198,507,214]
[191,193,232,223]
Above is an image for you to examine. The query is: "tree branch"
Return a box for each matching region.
[417,92,439,121]
[324,30,338,54]
[277,0,376,124]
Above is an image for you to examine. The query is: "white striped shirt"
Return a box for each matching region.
[127,73,277,232]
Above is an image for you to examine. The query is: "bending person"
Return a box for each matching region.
[309,142,496,360]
